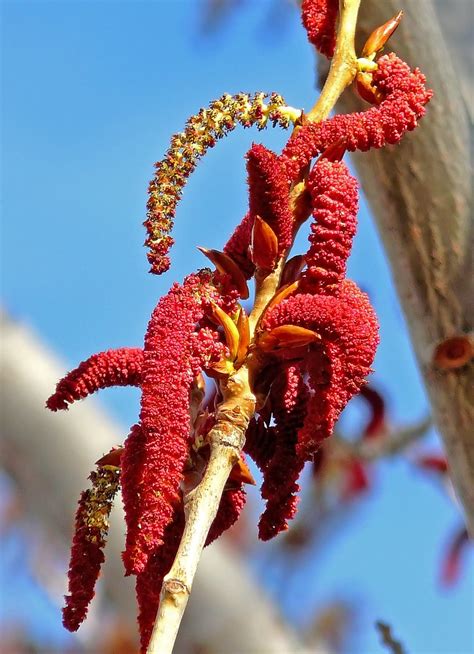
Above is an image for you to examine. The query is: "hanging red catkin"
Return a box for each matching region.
[301,0,339,58]
[259,365,309,540]
[122,274,225,575]
[46,347,143,411]
[262,280,379,459]
[302,157,358,294]
[282,54,432,181]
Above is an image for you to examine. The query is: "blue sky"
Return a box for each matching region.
[2,1,472,652]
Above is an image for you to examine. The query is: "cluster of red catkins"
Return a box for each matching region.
[47,0,432,650]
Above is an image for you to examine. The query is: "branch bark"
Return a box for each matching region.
[319,0,474,533]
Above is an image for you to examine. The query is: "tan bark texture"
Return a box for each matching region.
[320,0,473,531]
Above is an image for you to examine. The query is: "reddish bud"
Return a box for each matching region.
[362,11,403,58]
[259,325,321,352]
[236,307,250,366]
[209,302,240,361]
[95,447,124,468]
[318,139,347,162]
[355,72,383,105]
[229,456,256,487]
[281,255,306,286]
[265,280,300,314]
[250,215,279,270]
[197,247,249,299]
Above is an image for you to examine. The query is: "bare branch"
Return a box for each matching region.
[333,416,432,462]
[376,620,406,654]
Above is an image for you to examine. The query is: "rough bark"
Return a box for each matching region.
[320,0,473,532]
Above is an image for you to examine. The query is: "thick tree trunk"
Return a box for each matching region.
[321,0,473,531]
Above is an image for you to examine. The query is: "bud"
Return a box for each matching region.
[236,307,251,365]
[281,255,306,286]
[209,302,240,361]
[362,11,403,58]
[197,247,249,299]
[355,72,383,105]
[259,324,321,352]
[318,139,347,162]
[250,215,279,270]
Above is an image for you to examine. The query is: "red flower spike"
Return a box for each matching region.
[46,348,143,411]
[223,212,256,279]
[259,365,309,540]
[302,158,358,294]
[247,144,293,254]
[362,11,404,58]
[62,463,120,632]
[440,527,471,588]
[282,54,432,181]
[263,280,379,459]
[243,416,276,472]
[122,274,226,575]
[302,0,339,59]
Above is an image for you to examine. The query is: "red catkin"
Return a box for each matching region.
[259,365,309,540]
[247,143,293,253]
[263,280,379,459]
[243,416,276,472]
[302,158,358,293]
[46,347,143,411]
[282,54,432,180]
[301,0,339,58]
[122,274,224,575]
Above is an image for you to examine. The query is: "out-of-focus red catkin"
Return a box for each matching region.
[122,274,225,575]
[46,348,143,411]
[259,365,309,540]
[282,54,432,180]
[440,527,471,588]
[302,158,358,294]
[359,385,386,438]
[301,0,339,58]
[263,280,379,459]
[62,462,120,631]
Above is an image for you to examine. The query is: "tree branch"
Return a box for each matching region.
[148,3,364,649]
[319,0,474,534]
